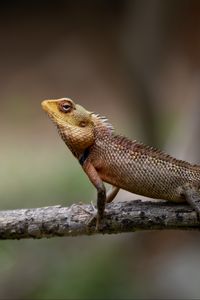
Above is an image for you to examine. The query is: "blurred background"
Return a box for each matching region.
[1,0,200,298]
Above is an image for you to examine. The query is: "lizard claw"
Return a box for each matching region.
[87,208,107,232]
[85,202,99,228]
[75,201,97,217]
[70,202,106,231]
[87,213,104,231]
[82,202,105,231]
[72,202,99,229]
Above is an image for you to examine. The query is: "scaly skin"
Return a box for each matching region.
[41,98,200,229]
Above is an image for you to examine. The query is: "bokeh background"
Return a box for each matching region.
[1,0,200,299]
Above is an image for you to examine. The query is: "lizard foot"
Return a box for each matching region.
[83,202,106,231]
[75,201,97,218]
[85,202,102,230]
[87,214,104,231]
[72,202,99,230]
[70,202,106,231]
[181,184,200,221]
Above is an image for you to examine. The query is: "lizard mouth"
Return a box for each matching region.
[41,100,67,125]
[45,110,67,126]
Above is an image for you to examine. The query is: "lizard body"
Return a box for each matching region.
[41,98,200,229]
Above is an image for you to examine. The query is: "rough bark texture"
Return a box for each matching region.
[0,200,199,239]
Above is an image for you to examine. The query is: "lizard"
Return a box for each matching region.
[41,97,200,230]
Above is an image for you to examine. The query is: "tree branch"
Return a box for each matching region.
[0,200,199,239]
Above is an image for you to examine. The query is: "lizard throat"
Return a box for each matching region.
[56,124,93,160]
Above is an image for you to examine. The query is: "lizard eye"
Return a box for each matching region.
[59,102,72,113]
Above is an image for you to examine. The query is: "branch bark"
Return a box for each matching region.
[0,200,199,239]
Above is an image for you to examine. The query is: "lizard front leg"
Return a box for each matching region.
[82,161,106,230]
[181,183,200,217]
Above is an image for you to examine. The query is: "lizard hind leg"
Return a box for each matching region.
[106,186,120,203]
[181,183,200,217]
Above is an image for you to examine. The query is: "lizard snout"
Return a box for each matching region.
[41,100,49,112]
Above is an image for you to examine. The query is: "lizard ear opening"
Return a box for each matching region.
[79,121,87,127]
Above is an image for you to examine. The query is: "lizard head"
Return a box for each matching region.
[41,98,95,155]
[42,97,114,158]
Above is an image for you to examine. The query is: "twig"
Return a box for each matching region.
[0,200,199,239]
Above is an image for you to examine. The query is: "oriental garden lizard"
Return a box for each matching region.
[41,98,200,230]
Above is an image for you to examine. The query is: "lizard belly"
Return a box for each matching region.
[98,163,186,202]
